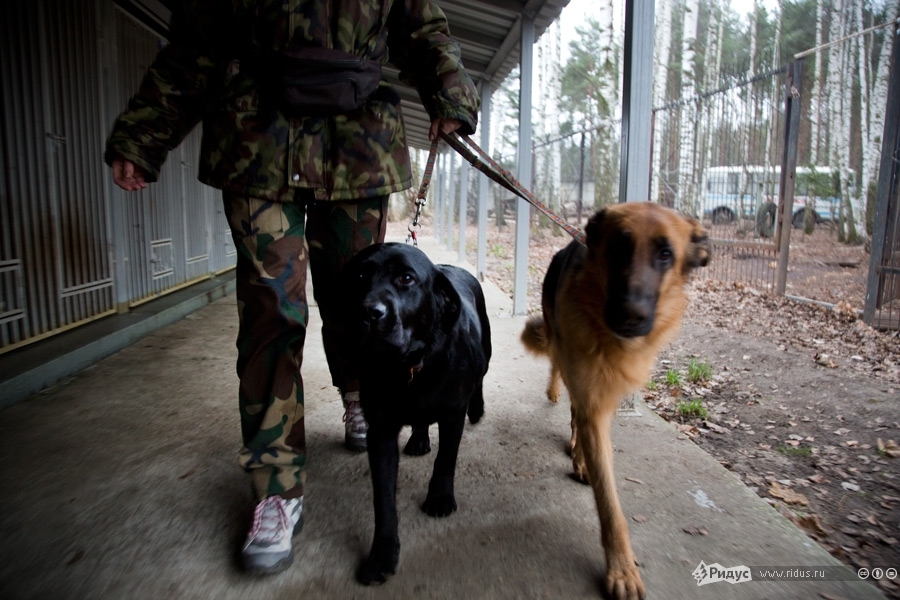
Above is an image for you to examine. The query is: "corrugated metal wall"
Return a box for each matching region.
[1,0,115,349]
[111,7,232,306]
[0,0,235,353]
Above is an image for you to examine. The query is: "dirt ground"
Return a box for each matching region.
[653,283,900,599]
[390,213,900,597]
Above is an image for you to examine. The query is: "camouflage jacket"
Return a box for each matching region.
[104,0,480,202]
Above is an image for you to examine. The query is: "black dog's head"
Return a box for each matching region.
[341,243,461,365]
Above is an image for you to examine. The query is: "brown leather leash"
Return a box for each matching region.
[406,137,440,246]
[407,132,586,246]
[440,131,586,244]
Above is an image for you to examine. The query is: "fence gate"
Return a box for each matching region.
[864,24,900,331]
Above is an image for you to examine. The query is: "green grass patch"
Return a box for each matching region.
[665,369,683,387]
[676,399,707,419]
[687,358,713,384]
[777,445,813,458]
[488,244,507,258]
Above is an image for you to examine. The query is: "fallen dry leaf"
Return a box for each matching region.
[676,424,699,438]
[769,481,810,506]
[814,353,837,368]
[877,438,900,458]
[703,420,729,434]
[791,513,830,538]
[683,526,709,536]
[818,593,849,600]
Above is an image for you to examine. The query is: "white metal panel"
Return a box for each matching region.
[112,7,232,306]
[0,0,115,350]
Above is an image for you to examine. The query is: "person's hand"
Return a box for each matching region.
[429,118,462,141]
[111,157,149,191]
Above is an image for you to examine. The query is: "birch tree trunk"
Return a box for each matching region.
[856,0,872,236]
[740,0,761,217]
[808,0,826,165]
[593,0,619,208]
[699,0,724,208]
[826,0,857,242]
[841,1,861,242]
[763,0,783,192]
[677,0,700,216]
[650,0,672,205]
[534,22,562,213]
[864,2,898,228]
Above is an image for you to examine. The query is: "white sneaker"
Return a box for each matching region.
[241,496,303,575]
[343,392,368,452]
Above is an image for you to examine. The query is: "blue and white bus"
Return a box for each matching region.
[702,165,841,230]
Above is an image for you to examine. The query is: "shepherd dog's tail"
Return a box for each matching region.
[520,316,549,355]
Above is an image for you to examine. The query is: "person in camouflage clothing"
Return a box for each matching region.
[105,0,479,575]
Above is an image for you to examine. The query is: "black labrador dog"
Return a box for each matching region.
[339,243,491,585]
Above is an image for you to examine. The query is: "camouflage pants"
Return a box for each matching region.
[224,191,387,501]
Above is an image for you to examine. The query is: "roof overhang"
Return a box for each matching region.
[391,0,570,149]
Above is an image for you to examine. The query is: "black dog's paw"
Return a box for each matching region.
[467,388,484,424]
[403,428,431,456]
[356,548,399,586]
[421,493,457,517]
[467,402,483,424]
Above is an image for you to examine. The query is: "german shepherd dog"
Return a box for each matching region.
[339,243,491,585]
[521,202,709,600]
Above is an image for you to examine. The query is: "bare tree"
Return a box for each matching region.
[677,0,701,216]
[651,0,673,205]
[861,1,897,229]
[808,0,827,165]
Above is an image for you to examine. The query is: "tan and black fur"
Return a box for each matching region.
[521,202,709,600]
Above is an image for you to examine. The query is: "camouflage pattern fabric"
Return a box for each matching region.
[104,0,480,203]
[226,191,387,501]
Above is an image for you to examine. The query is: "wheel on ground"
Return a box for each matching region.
[756,202,777,238]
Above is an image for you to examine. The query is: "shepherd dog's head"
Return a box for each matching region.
[583,202,710,339]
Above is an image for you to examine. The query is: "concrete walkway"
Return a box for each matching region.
[0,234,884,600]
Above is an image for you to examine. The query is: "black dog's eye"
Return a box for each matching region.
[397,273,416,286]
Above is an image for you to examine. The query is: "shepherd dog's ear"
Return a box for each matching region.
[684,218,711,271]
[584,207,609,247]
[433,271,462,332]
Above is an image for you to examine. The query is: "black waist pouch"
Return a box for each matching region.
[278,47,382,116]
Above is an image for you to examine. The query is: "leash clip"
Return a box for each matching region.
[406,138,441,247]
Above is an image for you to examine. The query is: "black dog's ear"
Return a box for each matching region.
[584,207,609,246]
[434,271,462,331]
[684,218,711,271]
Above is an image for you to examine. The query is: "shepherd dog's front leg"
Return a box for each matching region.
[575,406,645,600]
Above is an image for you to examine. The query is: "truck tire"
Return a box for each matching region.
[756,202,777,238]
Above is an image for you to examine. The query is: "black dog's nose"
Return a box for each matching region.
[365,301,387,322]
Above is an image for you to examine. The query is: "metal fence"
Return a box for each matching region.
[426,55,900,334]
[651,65,791,293]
